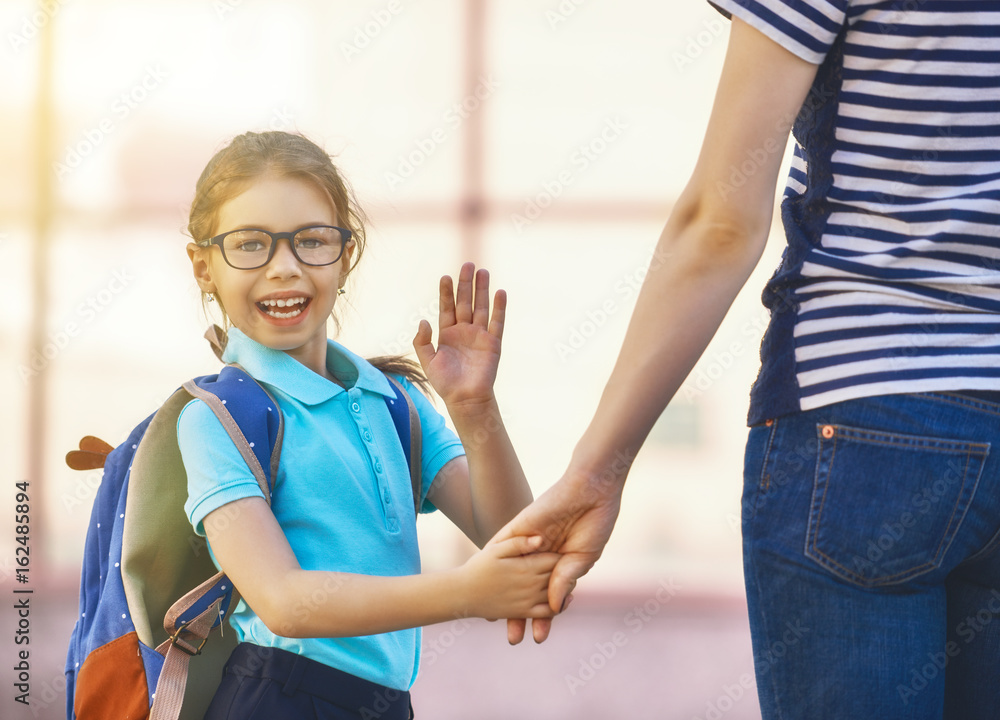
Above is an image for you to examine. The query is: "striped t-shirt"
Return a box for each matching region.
[710,0,1000,424]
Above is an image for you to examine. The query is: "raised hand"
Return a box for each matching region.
[413,262,506,410]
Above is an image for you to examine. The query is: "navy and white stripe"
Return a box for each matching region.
[712,0,1000,419]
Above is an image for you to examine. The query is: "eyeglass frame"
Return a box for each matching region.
[196,225,354,270]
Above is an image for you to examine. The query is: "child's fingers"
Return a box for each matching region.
[490,534,543,558]
[455,262,475,324]
[438,275,457,330]
[521,551,561,573]
[488,289,506,341]
[472,267,491,328]
[412,319,435,369]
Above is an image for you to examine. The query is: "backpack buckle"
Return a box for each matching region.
[169,620,209,656]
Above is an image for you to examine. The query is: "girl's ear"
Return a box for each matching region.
[187,242,218,294]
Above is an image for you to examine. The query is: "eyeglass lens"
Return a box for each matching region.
[222,227,346,269]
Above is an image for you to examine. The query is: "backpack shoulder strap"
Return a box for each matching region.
[383,376,423,515]
[181,364,283,504]
[150,365,283,720]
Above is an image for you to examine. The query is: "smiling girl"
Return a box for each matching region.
[180,130,556,719]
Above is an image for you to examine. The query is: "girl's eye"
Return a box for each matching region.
[295,236,330,250]
[235,239,266,253]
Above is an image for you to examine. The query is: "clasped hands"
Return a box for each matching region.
[414,262,623,644]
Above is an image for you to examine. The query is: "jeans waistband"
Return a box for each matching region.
[224,642,410,717]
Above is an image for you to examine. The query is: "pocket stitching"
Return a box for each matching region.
[805,426,988,587]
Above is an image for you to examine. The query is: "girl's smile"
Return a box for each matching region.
[188,173,354,377]
[255,292,312,322]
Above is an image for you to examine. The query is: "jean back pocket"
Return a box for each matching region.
[806,423,989,587]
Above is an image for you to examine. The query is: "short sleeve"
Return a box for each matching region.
[709,0,848,64]
[392,377,466,514]
[178,398,267,536]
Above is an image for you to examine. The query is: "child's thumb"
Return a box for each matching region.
[412,320,434,366]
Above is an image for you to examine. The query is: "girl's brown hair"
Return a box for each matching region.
[188,130,427,390]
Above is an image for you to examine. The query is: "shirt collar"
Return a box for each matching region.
[221,328,394,405]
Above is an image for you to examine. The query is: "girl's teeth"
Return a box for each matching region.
[258,297,308,318]
[268,308,302,318]
[261,297,306,308]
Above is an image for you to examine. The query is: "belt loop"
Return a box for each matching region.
[282,656,307,696]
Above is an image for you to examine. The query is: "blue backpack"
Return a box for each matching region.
[65,350,421,720]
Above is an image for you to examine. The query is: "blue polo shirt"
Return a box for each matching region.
[177,328,465,690]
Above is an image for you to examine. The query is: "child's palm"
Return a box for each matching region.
[414,263,506,407]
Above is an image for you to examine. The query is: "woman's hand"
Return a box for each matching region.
[414,262,505,411]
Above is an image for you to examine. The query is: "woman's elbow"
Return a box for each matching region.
[666,191,771,268]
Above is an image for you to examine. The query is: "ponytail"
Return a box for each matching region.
[367,355,429,395]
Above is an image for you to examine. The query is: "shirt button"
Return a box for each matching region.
[383,489,391,504]
[374,460,383,473]
[351,402,361,413]
[364,431,372,442]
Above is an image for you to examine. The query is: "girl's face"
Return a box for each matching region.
[188,174,354,375]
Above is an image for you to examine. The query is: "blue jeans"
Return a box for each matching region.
[743,392,1000,720]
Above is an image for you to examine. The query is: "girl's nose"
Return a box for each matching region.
[265,237,303,279]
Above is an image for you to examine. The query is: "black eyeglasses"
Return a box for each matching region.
[198,226,353,270]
